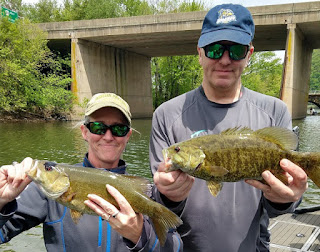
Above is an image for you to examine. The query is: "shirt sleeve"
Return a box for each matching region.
[0,183,47,243]
[123,216,183,252]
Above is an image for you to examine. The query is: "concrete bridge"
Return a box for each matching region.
[38,1,320,119]
[309,92,320,108]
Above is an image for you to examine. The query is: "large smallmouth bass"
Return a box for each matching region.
[26,160,182,246]
[162,127,320,197]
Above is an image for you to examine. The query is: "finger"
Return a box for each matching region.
[280,159,308,187]
[84,198,111,221]
[21,157,34,174]
[11,162,31,188]
[157,162,167,173]
[166,172,194,192]
[245,179,271,193]
[1,165,15,184]
[86,194,117,214]
[156,169,183,186]
[106,184,132,215]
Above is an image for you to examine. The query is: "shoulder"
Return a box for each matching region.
[153,88,200,123]
[244,88,288,111]
[242,87,291,126]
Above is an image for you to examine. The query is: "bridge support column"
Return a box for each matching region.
[281,24,313,119]
[71,38,153,119]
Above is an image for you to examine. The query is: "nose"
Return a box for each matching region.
[219,50,232,64]
[102,128,114,140]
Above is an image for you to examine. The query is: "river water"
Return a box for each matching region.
[0,117,319,251]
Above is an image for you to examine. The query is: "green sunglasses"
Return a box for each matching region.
[85,122,130,137]
[204,43,249,61]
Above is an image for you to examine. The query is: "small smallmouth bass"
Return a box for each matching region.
[26,160,182,246]
[163,127,320,197]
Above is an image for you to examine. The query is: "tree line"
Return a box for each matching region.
[1,0,320,118]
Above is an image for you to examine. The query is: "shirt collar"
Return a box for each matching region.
[83,153,127,174]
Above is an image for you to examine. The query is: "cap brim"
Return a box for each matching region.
[85,102,131,126]
[198,29,252,47]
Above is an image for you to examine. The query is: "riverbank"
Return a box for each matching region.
[0,111,71,122]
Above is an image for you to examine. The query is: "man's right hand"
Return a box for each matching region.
[153,162,194,202]
[0,157,33,210]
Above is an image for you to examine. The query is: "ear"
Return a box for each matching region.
[197,46,203,65]
[126,128,133,143]
[245,45,254,66]
[80,124,88,141]
[248,45,254,59]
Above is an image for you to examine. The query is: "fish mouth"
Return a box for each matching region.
[26,160,70,199]
[26,160,40,181]
[162,149,172,171]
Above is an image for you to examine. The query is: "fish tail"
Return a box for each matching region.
[150,204,183,246]
[303,152,320,188]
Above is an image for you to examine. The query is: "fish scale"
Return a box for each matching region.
[163,127,320,197]
[26,160,183,246]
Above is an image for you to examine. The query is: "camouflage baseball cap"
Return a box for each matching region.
[85,93,131,126]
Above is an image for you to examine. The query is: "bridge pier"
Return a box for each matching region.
[281,24,313,119]
[70,38,153,120]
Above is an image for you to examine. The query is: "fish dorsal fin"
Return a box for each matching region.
[254,127,298,150]
[122,175,151,195]
[220,127,254,136]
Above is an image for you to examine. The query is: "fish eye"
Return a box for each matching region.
[44,161,57,171]
[174,146,180,153]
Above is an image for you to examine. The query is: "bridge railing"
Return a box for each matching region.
[309,90,320,95]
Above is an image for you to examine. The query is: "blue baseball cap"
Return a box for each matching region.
[198,4,255,48]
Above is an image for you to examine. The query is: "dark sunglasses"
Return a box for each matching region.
[204,43,249,61]
[84,122,130,137]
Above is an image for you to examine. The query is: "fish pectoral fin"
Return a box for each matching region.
[60,189,77,202]
[70,209,83,224]
[208,166,229,177]
[206,181,223,197]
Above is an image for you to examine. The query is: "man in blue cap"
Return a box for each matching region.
[149,4,308,252]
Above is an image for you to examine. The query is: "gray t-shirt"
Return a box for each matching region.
[149,85,300,252]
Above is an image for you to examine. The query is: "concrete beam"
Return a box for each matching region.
[281,24,313,119]
[70,39,153,120]
[39,1,320,57]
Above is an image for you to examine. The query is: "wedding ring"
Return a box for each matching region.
[103,213,111,221]
[112,211,120,218]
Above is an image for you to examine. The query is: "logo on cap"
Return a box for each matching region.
[216,9,236,24]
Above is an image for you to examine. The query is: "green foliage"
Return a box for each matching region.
[150,0,204,14]
[310,49,320,92]
[22,0,62,23]
[0,18,74,118]
[19,0,154,22]
[152,55,202,108]
[242,51,283,97]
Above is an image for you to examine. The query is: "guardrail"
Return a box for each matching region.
[309,90,320,94]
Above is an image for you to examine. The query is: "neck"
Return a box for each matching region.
[202,83,242,104]
[88,154,119,169]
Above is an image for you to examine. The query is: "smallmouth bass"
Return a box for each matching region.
[162,127,320,197]
[26,160,182,246]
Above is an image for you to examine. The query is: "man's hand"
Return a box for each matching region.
[0,157,33,210]
[246,159,308,203]
[153,162,194,202]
